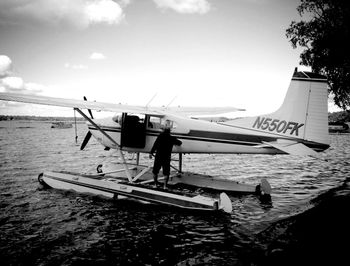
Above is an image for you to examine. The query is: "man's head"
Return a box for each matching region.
[163,127,171,134]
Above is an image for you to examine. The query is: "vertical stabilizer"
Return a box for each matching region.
[273,70,329,144]
[229,69,330,148]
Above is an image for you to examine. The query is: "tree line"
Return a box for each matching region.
[286,0,350,110]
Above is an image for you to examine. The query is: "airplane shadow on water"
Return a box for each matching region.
[253,177,350,266]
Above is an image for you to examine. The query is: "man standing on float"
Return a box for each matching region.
[150,125,182,189]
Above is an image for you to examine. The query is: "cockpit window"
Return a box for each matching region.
[148,117,177,130]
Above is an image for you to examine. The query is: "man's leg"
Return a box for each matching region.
[163,160,171,190]
[152,158,161,188]
[163,175,169,189]
[153,174,158,188]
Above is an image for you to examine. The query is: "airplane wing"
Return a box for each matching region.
[0,92,244,117]
[0,92,163,116]
[258,140,318,156]
[165,106,245,116]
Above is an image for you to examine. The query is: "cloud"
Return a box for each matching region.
[2,77,25,91]
[23,82,45,94]
[119,0,132,7]
[0,77,44,95]
[85,0,124,25]
[64,63,89,70]
[153,0,211,14]
[64,52,106,71]
[0,0,128,29]
[0,55,13,78]
[0,55,44,95]
[89,52,106,60]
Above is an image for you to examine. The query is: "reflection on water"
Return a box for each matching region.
[0,121,349,265]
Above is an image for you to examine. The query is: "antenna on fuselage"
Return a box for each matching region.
[145,93,157,109]
[165,96,177,109]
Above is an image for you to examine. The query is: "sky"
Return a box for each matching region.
[0,0,340,117]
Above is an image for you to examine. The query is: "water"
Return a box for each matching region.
[1,121,350,265]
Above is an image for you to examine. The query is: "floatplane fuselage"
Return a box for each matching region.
[88,111,329,156]
[88,70,330,156]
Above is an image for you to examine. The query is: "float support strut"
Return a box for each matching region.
[74,108,133,182]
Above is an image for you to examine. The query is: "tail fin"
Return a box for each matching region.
[230,69,330,149]
[271,69,329,144]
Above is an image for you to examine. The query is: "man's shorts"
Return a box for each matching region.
[152,158,170,176]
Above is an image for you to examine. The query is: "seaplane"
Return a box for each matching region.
[0,68,330,213]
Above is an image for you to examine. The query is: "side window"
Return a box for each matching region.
[149,117,161,129]
[161,119,173,129]
[148,117,177,130]
[160,119,178,130]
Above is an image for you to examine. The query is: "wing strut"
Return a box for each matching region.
[74,108,133,182]
[74,109,78,144]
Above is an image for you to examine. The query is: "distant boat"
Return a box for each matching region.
[51,122,73,129]
[328,122,350,133]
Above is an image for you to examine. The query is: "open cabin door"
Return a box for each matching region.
[120,113,146,148]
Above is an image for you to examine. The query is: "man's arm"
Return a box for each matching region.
[173,137,182,146]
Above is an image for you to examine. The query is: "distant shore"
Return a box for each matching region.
[1,110,349,123]
[0,115,85,122]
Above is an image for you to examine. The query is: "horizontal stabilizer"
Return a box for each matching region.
[261,140,318,156]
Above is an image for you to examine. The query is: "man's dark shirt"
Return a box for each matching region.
[151,131,182,161]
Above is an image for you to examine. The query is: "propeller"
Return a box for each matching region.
[83,96,94,119]
[80,96,94,150]
[80,131,92,150]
